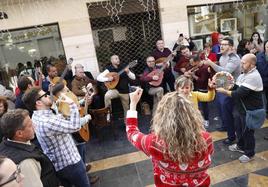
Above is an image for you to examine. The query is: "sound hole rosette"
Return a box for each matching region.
[212,71,235,90]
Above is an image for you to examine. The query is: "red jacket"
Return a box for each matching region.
[126,111,214,187]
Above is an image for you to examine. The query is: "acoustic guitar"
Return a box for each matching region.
[104,60,138,89]
[50,58,90,142]
[73,84,94,142]
[147,47,178,87]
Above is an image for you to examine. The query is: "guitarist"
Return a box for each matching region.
[140,56,164,112]
[71,64,103,109]
[151,39,175,93]
[174,46,205,75]
[97,55,136,116]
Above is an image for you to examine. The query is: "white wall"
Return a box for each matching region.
[0,0,100,77]
[0,0,237,77]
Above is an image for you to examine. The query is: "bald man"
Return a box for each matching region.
[97,55,136,116]
[217,54,264,163]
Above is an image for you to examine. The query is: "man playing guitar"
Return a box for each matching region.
[97,55,136,116]
[140,56,164,112]
[151,39,175,93]
[72,64,102,109]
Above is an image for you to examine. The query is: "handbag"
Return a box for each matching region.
[240,95,266,129]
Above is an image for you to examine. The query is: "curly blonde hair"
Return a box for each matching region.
[151,92,207,163]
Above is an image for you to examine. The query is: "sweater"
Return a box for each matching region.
[126,111,214,187]
[256,52,268,87]
[189,89,215,109]
[231,68,264,115]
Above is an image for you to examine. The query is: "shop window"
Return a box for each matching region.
[0,23,65,90]
[187,0,268,49]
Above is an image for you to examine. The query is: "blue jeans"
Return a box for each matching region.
[56,160,90,187]
[217,93,236,141]
[235,114,255,157]
[198,90,209,120]
[199,102,209,120]
[77,143,86,163]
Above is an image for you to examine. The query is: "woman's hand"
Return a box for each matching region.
[129,88,143,111]
[208,78,216,89]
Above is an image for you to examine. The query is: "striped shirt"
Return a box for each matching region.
[32,103,81,171]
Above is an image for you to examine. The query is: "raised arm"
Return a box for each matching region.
[126,88,153,156]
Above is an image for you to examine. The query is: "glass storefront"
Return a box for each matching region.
[0,23,65,90]
[187,0,268,49]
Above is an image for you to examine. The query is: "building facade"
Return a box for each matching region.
[0,0,266,85]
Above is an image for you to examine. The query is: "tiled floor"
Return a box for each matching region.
[85,101,268,187]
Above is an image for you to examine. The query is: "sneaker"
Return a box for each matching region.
[228,144,244,153]
[213,116,219,121]
[239,155,254,163]
[204,120,209,128]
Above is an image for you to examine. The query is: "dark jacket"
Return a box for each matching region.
[0,139,59,187]
[107,64,130,94]
[256,52,268,87]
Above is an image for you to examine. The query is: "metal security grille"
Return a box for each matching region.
[87,0,161,75]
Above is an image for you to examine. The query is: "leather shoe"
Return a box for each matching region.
[90,175,99,184]
[223,139,235,145]
[86,164,92,172]
[216,127,227,132]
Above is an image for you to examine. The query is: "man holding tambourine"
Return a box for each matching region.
[204,37,241,146]
[214,54,264,163]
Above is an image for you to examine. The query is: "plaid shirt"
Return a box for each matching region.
[32,103,81,171]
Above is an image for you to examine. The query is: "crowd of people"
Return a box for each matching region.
[0,30,267,187]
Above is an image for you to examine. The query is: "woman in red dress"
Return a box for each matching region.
[126,88,214,187]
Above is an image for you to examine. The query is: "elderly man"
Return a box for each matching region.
[71,64,102,109]
[0,109,59,187]
[205,37,241,145]
[72,64,96,97]
[217,54,263,162]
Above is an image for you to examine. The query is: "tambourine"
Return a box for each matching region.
[212,71,234,90]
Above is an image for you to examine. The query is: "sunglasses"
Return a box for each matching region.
[37,92,48,100]
[0,165,23,186]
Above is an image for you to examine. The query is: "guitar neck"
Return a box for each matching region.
[84,101,89,115]
[117,60,137,75]
[118,66,128,75]
[157,53,173,72]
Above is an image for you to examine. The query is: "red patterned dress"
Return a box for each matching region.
[126,110,214,187]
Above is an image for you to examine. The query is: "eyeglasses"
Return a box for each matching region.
[0,165,23,186]
[37,92,48,100]
[220,43,229,46]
